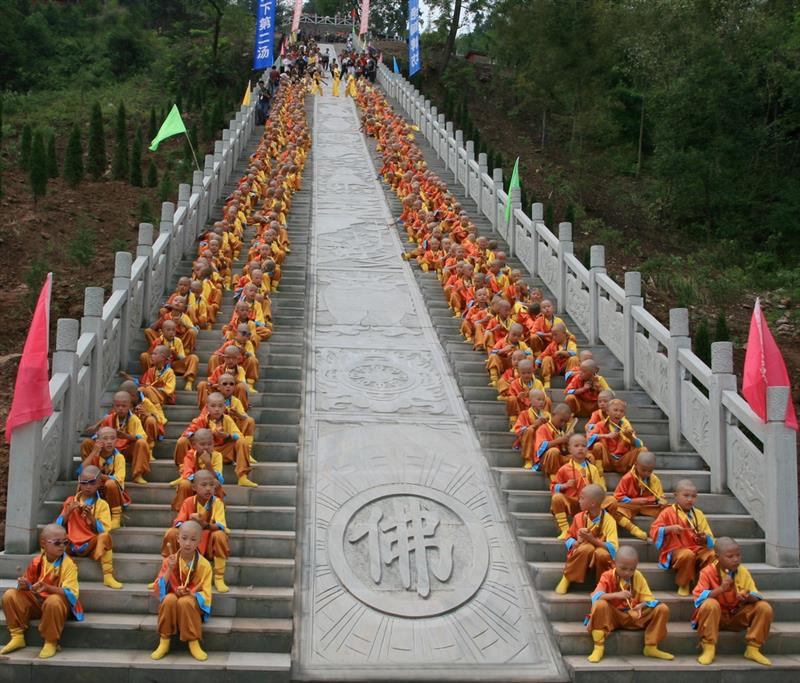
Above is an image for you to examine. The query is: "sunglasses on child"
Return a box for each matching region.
[79,477,98,485]
[44,539,69,547]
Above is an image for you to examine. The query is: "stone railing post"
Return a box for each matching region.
[477,153,487,214]
[764,385,800,566]
[556,222,574,314]
[508,186,521,258]
[192,170,205,233]
[178,183,191,255]
[588,245,606,345]
[429,106,438,150]
[492,168,503,230]
[160,201,175,275]
[221,130,232,182]
[455,130,464,182]
[81,287,106,418]
[531,203,544,279]
[623,272,642,390]
[113,252,133,366]
[437,114,446,160]
[464,140,474,195]
[445,122,454,170]
[708,342,735,492]
[213,142,224,198]
[667,308,690,450]
[137,223,154,320]
[5,417,44,552]
[53,318,80,478]
[204,153,217,205]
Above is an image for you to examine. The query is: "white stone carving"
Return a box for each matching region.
[566,275,590,337]
[727,428,766,527]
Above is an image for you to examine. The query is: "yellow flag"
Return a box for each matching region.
[242,81,252,106]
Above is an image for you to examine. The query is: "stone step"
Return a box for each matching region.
[0,552,295,591]
[494,467,710,493]
[484,447,703,470]
[528,561,800,592]
[470,413,669,436]
[505,489,746,514]
[0,647,291,682]
[0,611,293,653]
[42,500,296,531]
[146,404,300,425]
[553,619,800,657]
[510,511,763,538]
[481,429,672,451]
[519,536,765,564]
[467,400,665,421]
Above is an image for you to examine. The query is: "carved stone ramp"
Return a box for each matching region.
[371,88,800,682]
[293,74,567,681]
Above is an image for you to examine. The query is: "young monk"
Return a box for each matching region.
[564,359,611,418]
[150,520,212,662]
[585,390,615,436]
[81,391,151,485]
[529,403,574,477]
[608,450,667,541]
[174,392,257,488]
[504,359,548,426]
[528,299,565,354]
[196,344,251,410]
[586,545,674,663]
[163,470,230,593]
[118,379,166,450]
[145,295,198,354]
[555,484,618,594]
[650,479,715,595]
[216,372,257,459]
[511,389,550,452]
[588,398,643,474]
[1,524,83,658]
[124,345,176,407]
[693,537,773,666]
[80,426,128,529]
[56,465,122,589]
[171,428,224,510]
[207,323,259,390]
[537,323,579,389]
[550,434,606,538]
[496,349,529,398]
[486,323,529,386]
[139,319,199,391]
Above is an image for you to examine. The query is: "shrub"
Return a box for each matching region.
[112,102,129,181]
[64,123,84,188]
[147,158,158,188]
[19,123,32,170]
[88,102,106,180]
[46,132,58,178]
[130,126,143,186]
[693,318,711,366]
[30,130,47,203]
[67,222,96,266]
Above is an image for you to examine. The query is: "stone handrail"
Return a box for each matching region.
[376,63,799,567]
[4,96,259,553]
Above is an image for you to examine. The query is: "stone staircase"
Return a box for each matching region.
[367,115,800,680]
[0,123,312,680]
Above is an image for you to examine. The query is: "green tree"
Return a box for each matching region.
[20,123,32,171]
[112,102,129,181]
[148,106,158,141]
[158,168,173,202]
[30,131,47,203]
[0,97,3,197]
[130,126,143,186]
[201,107,213,142]
[88,102,106,180]
[137,194,155,224]
[64,123,84,189]
[714,312,730,343]
[46,132,58,178]
[694,318,711,367]
[147,158,158,188]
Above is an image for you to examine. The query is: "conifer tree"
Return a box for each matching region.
[147,158,158,188]
[130,126,143,186]
[158,168,173,203]
[30,131,47,203]
[64,123,84,189]
[88,102,106,180]
[0,98,4,197]
[148,107,157,141]
[46,132,58,178]
[201,107,213,142]
[20,123,32,171]
[694,318,712,366]
[714,311,730,342]
[112,102,129,181]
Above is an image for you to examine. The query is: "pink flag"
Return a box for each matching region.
[359,0,370,35]
[742,297,798,431]
[291,0,302,33]
[5,273,54,443]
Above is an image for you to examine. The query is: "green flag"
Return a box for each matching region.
[149,104,187,152]
[505,156,521,223]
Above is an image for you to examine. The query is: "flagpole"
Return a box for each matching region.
[184,133,201,172]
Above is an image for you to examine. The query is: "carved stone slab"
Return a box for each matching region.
[296,82,566,681]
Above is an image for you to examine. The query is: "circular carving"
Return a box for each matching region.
[347,362,411,392]
[328,484,490,618]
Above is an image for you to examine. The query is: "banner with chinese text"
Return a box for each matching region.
[253,0,277,70]
[408,0,421,77]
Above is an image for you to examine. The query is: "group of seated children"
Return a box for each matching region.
[1,78,310,662]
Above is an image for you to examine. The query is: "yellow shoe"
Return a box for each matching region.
[169,476,183,487]
[215,576,230,593]
[214,557,229,593]
[103,573,124,589]
[1,630,26,654]
[744,645,772,666]
[150,637,170,660]
[110,508,122,530]
[188,639,208,661]
[248,455,258,464]
[629,526,648,541]
[184,380,194,391]
[677,584,690,597]
[697,643,715,665]
[133,476,148,485]
[522,462,533,470]
[557,530,569,540]
[247,384,258,394]
[238,475,258,488]
[38,641,58,659]
[587,630,605,663]
[555,576,570,594]
[643,645,674,660]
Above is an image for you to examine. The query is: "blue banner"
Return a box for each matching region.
[408,0,421,77]
[253,0,277,70]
